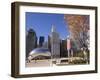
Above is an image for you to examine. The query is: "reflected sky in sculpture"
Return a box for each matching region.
[28,48,51,60]
[26,12,69,41]
[29,48,51,55]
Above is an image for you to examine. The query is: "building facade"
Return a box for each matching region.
[60,39,67,58]
[48,35,51,51]
[26,28,37,58]
[39,36,45,47]
[51,25,60,59]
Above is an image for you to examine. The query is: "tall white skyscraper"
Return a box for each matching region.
[51,25,60,59]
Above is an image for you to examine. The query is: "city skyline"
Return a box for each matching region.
[26,13,90,67]
[26,12,70,41]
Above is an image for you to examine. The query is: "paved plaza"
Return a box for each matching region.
[26,59,51,67]
[26,57,85,67]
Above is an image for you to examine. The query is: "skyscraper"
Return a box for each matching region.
[39,36,44,47]
[48,35,51,51]
[60,39,67,58]
[43,41,48,48]
[26,28,37,58]
[51,25,60,59]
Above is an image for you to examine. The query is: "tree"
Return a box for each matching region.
[64,14,90,50]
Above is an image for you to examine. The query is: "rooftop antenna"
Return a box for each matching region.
[51,24,56,32]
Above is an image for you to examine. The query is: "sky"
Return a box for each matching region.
[26,12,69,41]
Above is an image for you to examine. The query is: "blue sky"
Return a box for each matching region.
[26,12,69,41]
